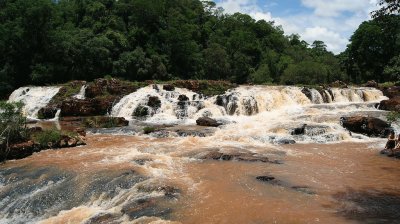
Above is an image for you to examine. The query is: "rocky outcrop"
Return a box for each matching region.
[162,84,175,91]
[196,117,222,127]
[379,96,400,112]
[82,116,129,128]
[340,116,392,137]
[329,80,348,88]
[85,78,140,98]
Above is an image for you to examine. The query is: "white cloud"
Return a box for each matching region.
[215,0,380,54]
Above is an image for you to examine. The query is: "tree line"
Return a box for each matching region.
[0,0,399,98]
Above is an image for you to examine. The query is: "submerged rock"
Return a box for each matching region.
[291,124,307,135]
[198,151,274,163]
[196,117,222,127]
[340,116,392,138]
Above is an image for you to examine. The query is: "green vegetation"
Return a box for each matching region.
[32,129,62,148]
[387,111,400,125]
[0,101,28,144]
[133,106,149,117]
[83,116,122,128]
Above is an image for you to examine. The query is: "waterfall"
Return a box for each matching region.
[73,85,87,100]
[110,85,387,123]
[8,87,61,119]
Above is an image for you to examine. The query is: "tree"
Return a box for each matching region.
[372,0,400,18]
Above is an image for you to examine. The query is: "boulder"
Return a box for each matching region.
[198,151,273,163]
[38,106,59,119]
[162,84,175,91]
[379,96,400,112]
[83,116,129,128]
[340,116,392,137]
[291,124,307,135]
[147,96,161,109]
[178,94,189,101]
[330,80,348,88]
[196,117,222,127]
[382,86,400,99]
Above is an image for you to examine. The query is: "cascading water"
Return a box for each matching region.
[8,87,61,119]
[73,85,87,100]
[1,84,397,224]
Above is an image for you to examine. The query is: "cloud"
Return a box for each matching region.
[301,0,369,17]
[215,0,380,54]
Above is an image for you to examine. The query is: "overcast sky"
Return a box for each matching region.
[214,0,380,54]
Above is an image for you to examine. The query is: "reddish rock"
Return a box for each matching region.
[340,116,392,137]
[379,96,400,112]
[86,78,139,98]
[382,86,400,99]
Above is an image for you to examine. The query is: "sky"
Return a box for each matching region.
[214,0,380,54]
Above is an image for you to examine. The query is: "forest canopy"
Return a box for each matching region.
[0,0,399,98]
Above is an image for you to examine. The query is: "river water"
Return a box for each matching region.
[2,85,400,223]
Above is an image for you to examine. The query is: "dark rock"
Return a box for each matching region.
[382,86,400,99]
[84,213,119,224]
[38,107,59,119]
[340,116,392,137]
[276,139,296,145]
[291,124,307,135]
[379,96,400,112]
[215,94,238,115]
[196,117,222,127]
[133,106,149,117]
[2,141,39,161]
[121,198,172,220]
[256,176,275,182]
[198,151,273,163]
[302,88,313,101]
[147,96,161,109]
[178,94,189,101]
[163,84,175,91]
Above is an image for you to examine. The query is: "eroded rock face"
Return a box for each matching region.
[340,116,392,137]
[196,117,222,127]
[86,78,139,98]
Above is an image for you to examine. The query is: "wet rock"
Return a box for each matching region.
[291,124,307,135]
[121,198,172,220]
[178,94,189,101]
[75,127,86,137]
[133,105,149,117]
[256,176,315,195]
[38,106,59,119]
[162,84,175,91]
[379,96,400,112]
[196,117,222,127]
[340,116,392,137]
[133,158,153,165]
[301,88,313,101]
[276,139,296,145]
[256,176,276,182]
[147,96,161,109]
[198,151,273,163]
[84,213,119,224]
[215,94,239,115]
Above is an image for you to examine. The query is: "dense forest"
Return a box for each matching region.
[0,0,399,98]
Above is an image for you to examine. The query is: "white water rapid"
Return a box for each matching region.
[8,87,61,119]
[73,85,87,100]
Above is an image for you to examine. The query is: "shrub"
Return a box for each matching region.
[0,101,28,144]
[33,129,62,147]
[387,111,400,125]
